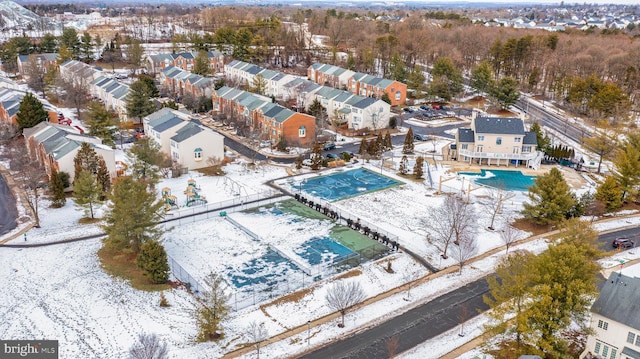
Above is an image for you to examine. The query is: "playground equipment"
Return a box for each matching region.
[184,179,207,207]
[161,187,179,211]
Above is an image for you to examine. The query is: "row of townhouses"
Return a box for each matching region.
[224,60,392,132]
[158,65,216,99]
[142,107,224,170]
[213,86,316,147]
[145,51,225,75]
[307,63,407,107]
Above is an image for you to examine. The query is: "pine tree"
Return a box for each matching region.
[529,122,550,153]
[521,167,577,225]
[15,92,49,130]
[310,142,323,170]
[96,156,111,200]
[74,170,102,219]
[357,140,366,156]
[193,50,211,76]
[414,156,424,179]
[86,101,118,147]
[376,133,384,154]
[137,239,170,284]
[127,137,163,187]
[367,138,378,158]
[196,272,231,342]
[614,138,640,201]
[383,132,392,152]
[74,142,99,183]
[595,175,623,213]
[126,80,157,124]
[398,155,409,175]
[403,128,415,154]
[102,176,164,253]
[49,167,66,208]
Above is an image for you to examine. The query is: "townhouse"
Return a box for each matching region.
[582,273,640,359]
[17,53,59,77]
[158,66,215,99]
[213,86,316,147]
[23,122,116,190]
[143,108,224,171]
[145,51,224,75]
[0,87,58,125]
[308,63,407,106]
[224,60,295,98]
[453,112,542,169]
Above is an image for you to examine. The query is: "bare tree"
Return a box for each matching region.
[56,76,90,122]
[0,121,19,145]
[385,335,399,358]
[483,187,506,230]
[427,195,475,259]
[403,266,420,301]
[128,333,169,359]
[325,281,366,328]
[500,220,521,254]
[458,304,468,337]
[450,233,478,275]
[246,321,269,359]
[8,138,47,228]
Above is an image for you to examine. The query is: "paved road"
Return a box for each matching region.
[0,174,18,237]
[515,97,591,145]
[300,227,636,359]
[300,279,490,359]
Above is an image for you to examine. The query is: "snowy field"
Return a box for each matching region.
[2,127,640,358]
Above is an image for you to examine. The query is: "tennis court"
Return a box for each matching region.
[298,167,403,201]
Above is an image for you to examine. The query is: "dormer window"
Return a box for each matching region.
[194,147,203,161]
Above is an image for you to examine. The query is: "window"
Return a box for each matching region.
[610,348,616,359]
[478,135,485,141]
[598,320,609,330]
[602,345,608,357]
[513,147,519,154]
[595,342,601,354]
[636,334,640,346]
[194,148,203,161]
[515,137,521,142]
[299,126,306,137]
[496,137,502,145]
[628,332,635,344]
[461,144,468,150]
[395,91,401,101]
[476,145,483,152]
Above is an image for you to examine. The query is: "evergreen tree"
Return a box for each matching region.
[367,138,378,158]
[357,139,366,157]
[59,28,80,59]
[96,157,111,200]
[383,132,392,151]
[614,137,640,201]
[428,57,464,101]
[414,156,424,179]
[529,122,550,154]
[102,176,164,253]
[138,74,159,98]
[15,92,49,130]
[49,167,66,208]
[407,65,426,93]
[85,101,118,147]
[80,32,93,63]
[310,142,323,170]
[126,80,157,124]
[380,93,391,105]
[595,175,623,213]
[376,133,384,154]
[470,60,495,94]
[137,239,170,284]
[521,168,577,225]
[403,128,415,154]
[398,155,409,175]
[74,170,102,219]
[250,74,267,95]
[196,272,231,342]
[127,137,164,186]
[388,52,408,83]
[39,33,58,53]
[193,50,211,76]
[74,142,99,183]
[489,77,520,109]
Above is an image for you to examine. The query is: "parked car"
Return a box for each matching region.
[323,142,336,151]
[414,134,429,141]
[326,153,338,159]
[420,105,429,110]
[612,237,635,249]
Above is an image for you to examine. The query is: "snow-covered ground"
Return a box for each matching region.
[2,106,639,358]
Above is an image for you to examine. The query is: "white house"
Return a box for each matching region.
[582,273,640,359]
[143,108,191,150]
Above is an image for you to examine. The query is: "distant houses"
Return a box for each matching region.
[453,112,542,169]
[143,107,225,171]
[213,86,316,147]
[0,77,58,125]
[17,53,59,78]
[224,60,295,99]
[158,66,215,99]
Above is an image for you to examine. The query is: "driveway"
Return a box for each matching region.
[0,173,18,237]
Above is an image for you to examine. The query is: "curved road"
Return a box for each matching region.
[0,173,18,237]
[300,227,638,359]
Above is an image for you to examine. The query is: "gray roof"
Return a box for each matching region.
[523,132,537,145]
[154,116,185,133]
[474,117,525,135]
[171,122,203,143]
[458,128,475,142]
[591,273,640,330]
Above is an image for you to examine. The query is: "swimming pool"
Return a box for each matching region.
[458,169,536,191]
[297,167,402,201]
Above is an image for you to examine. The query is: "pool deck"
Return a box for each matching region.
[439,161,587,190]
